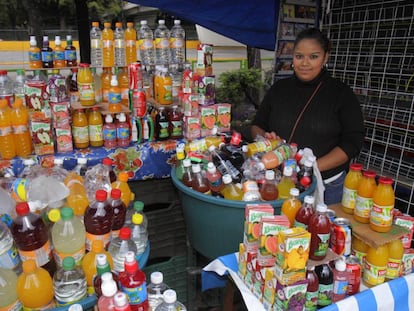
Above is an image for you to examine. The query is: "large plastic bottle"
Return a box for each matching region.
[98,273,119,311]
[112,171,135,207]
[0,220,21,273]
[281,187,302,227]
[53,256,87,306]
[78,63,95,107]
[109,75,122,113]
[110,188,127,239]
[341,163,363,214]
[125,22,137,65]
[261,143,293,169]
[13,69,26,102]
[64,172,89,217]
[308,203,331,261]
[88,106,104,147]
[129,213,148,256]
[17,260,55,310]
[51,207,86,267]
[65,35,78,67]
[103,22,115,68]
[108,227,137,273]
[0,99,16,159]
[0,267,22,311]
[138,20,155,66]
[41,35,54,68]
[370,176,395,233]
[154,20,170,66]
[90,21,103,67]
[11,97,32,157]
[169,20,186,69]
[114,22,126,67]
[54,35,66,68]
[28,35,42,69]
[0,71,13,107]
[155,289,186,311]
[93,254,119,298]
[147,271,169,311]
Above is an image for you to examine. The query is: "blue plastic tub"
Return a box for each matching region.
[171,168,316,259]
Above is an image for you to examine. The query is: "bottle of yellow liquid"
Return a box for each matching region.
[277,166,295,199]
[28,35,42,69]
[88,107,104,147]
[370,176,395,233]
[64,172,89,217]
[354,170,377,223]
[0,99,16,159]
[281,188,302,227]
[155,67,172,105]
[53,35,66,68]
[245,137,281,158]
[185,135,223,153]
[117,67,130,106]
[72,109,89,149]
[363,244,388,287]
[101,67,113,102]
[386,239,403,281]
[111,171,135,207]
[125,22,137,65]
[351,234,369,266]
[77,63,95,106]
[220,174,243,201]
[108,75,122,113]
[341,163,363,214]
[102,22,114,68]
[11,98,32,157]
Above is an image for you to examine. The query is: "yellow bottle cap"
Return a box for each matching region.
[48,208,61,223]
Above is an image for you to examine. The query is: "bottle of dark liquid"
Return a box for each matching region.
[93,254,119,298]
[304,266,319,311]
[156,106,169,140]
[41,35,54,68]
[65,35,78,67]
[103,157,117,183]
[109,189,127,239]
[168,104,183,139]
[308,203,331,260]
[294,195,315,229]
[10,202,56,277]
[181,158,193,188]
[259,170,278,201]
[209,145,242,184]
[297,159,314,192]
[191,163,210,194]
[315,263,333,308]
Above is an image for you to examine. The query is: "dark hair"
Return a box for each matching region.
[294,28,331,53]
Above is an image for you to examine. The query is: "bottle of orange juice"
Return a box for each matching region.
[370,176,394,233]
[111,171,135,207]
[155,67,172,105]
[281,188,302,227]
[385,239,403,281]
[125,22,137,65]
[72,109,89,149]
[102,22,114,68]
[108,75,122,113]
[363,244,388,287]
[117,67,130,106]
[64,172,89,217]
[53,35,66,68]
[0,99,16,159]
[77,63,95,106]
[11,98,32,157]
[101,67,113,102]
[341,163,363,214]
[353,170,376,223]
[28,36,42,69]
[88,107,104,147]
[351,235,369,266]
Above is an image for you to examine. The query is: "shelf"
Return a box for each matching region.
[285,0,317,7]
[283,17,315,24]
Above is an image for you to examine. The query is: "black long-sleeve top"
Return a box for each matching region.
[252,69,365,180]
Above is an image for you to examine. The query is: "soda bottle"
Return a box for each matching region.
[118,67,130,107]
[0,267,22,311]
[154,20,170,66]
[205,162,224,195]
[220,174,243,201]
[138,20,155,66]
[68,67,80,104]
[73,157,88,177]
[78,63,95,107]
[114,22,126,67]
[332,258,348,303]
[129,213,148,256]
[89,106,104,147]
[181,158,193,188]
[65,35,78,67]
[281,187,301,227]
[261,143,292,169]
[110,188,127,239]
[209,145,242,184]
[90,21,103,67]
[118,251,149,311]
[125,22,137,65]
[13,69,26,102]
[98,273,119,311]
[11,97,32,157]
[54,35,66,68]
[53,256,87,306]
[84,189,113,251]
[242,180,261,202]
[101,67,113,102]
[277,166,295,199]
[147,271,169,311]
[341,163,363,214]
[93,254,119,298]
[304,266,318,311]
[363,244,389,287]
[315,263,333,308]
[354,170,377,224]
[11,202,56,276]
[168,105,183,139]
[297,159,313,191]
[0,220,21,273]
[72,109,89,148]
[385,239,403,281]
[260,170,278,201]
[103,157,117,183]
[294,195,315,229]
[51,207,86,266]
[41,35,54,68]
[108,227,137,273]
[369,176,395,233]
[103,22,115,68]
[114,292,132,311]
[169,20,186,69]
[64,172,89,217]
[116,112,131,147]
[125,200,148,228]
[17,260,55,310]
[93,67,102,104]
[0,99,16,159]
[155,289,186,311]
[191,164,210,195]
[308,203,331,260]
[103,114,118,148]
[28,35,42,69]
[111,171,135,208]
[109,75,122,113]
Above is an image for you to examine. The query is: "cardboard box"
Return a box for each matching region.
[215,103,231,133]
[273,279,308,311]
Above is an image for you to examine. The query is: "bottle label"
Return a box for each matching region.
[313,233,330,257]
[352,249,367,266]
[108,91,121,104]
[120,88,129,101]
[120,283,148,305]
[170,37,184,48]
[65,50,77,61]
[209,177,223,189]
[293,219,307,229]
[91,39,102,49]
[53,246,85,267]
[342,187,357,209]
[0,213,13,227]
[126,40,136,47]
[0,126,12,136]
[102,40,113,48]
[0,243,21,270]
[0,299,23,311]
[70,91,80,104]
[18,241,52,267]
[115,39,124,48]
[85,232,111,251]
[29,51,41,61]
[370,203,394,228]
[12,124,28,134]
[386,258,402,279]
[317,283,333,306]
[354,195,373,218]
[54,51,65,61]
[333,278,348,295]
[170,120,182,137]
[141,38,154,50]
[89,124,103,142]
[78,82,95,101]
[304,290,318,311]
[22,300,55,311]
[363,261,387,286]
[117,127,130,140]
[155,38,170,48]
[56,294,86,307]
[103,127,116,141]
[158,121,169,138]
[41,51,53,62]
[162,85,172,101]
[72,125,89,144]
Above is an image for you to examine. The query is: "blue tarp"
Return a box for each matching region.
[128,0,279,50]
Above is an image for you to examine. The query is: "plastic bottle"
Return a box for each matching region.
[260,170,278,201]
[54,35,66,68]
[385,239,404,280]
[0,71,13,107]
[125,22,137,65]
[114,292,132,311]
[109,75,122,113]
[261,143,292,169]
[0,220,21,273]
[103,22,115,68]
[354,170,377,224]
[93,254,119,298]
[168,105,183,139]
[84,189,114,251]
[0,99,16,159]
[304,266,318,311]
[51,207,86,267]
[110,188,127,239]
[138,20,155,66]
[118,251,149,311]
[242,180,261,201]
[155,67,172,105]
[72,109,89,149]
[103,114,118,148]
[181,158,193,188]
[65,35,78,67]
[220,174,243,201]
[63,172,89,217]
[155,289,186,311]
[175,145,186,180]
[0,267,22,311]
[341,163,363,214]
[41,35,54,68]
[370,176,395,233]
[101,67,113,102]
[209,145,242,184]
[281,188,302,227]
[88,106,104,147]
[114,22,126,67]
[363,244,389,287]
[50,157,69,182]
[308,203,331,260]
[117,112,131,147]
[91,21,103,67]
[191,164,210,195]
[17,260,55,310]
[296,159,313,191]
[277,166,295,199]
[205,162,224,195]
[118,67,130,106]
[103,157,117,183]
[125,200,148,229]
[11,202,56,276]
[13,69,26,102]
[28,35,42,69]
[92,67,102,104]
[68,67,80,104]
[294,195,315,229]
[332,258,348,303]
[351,235,369,266]
[154,20,170,66]
[98,273,119,311]
[245,137,281,158]
[74,157,88,177]
[11,97,32,157]
[156,106,169,140]
[53,256,87,306]
[78,63,95,107]
[315,263,333,308]
[169,20,185,69]
[129,213,148,256]
[147,271,169,311]
[111,171,135,210]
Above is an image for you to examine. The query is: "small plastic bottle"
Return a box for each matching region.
[169,20,186,69]
[114,292,132,311]
[205,162,224,195]
[117,113,130,147]
[297,159,314,191]
[370,176,395,233]
[54,35,66,68]
[281,187,302,227]
[277,166,295,199]
[74,157,89,177]
[111,171,135,207]
[41,35,54,68]
[0,71,13,107]
[98,273,119,311]
[28,35,42,69]
[78,63,95,107]
[129,213,148,256]
[103,114,118,148]
[181,158,193,188]
[125,200,148,228]
[0,267,22,311]
[332,258,348,303]
[294,195,315,229]
[261,143,293,169]
[154,20,170,66]
[304,266,318,311]
[191,164,211,195]
[109,75,122,113]
[51,157,69,182]
[0,220,22,274]
[110,188,127,239]
[385,239,404,281]
[147,271,169,311]
[260,170,278,201]
[220,174,243,201]
[108,227,137,273]
[65,35,78,67]
[155,289,187,311]
[90,21,103,67]
[93,254,119,298]
[175,145,186,180]
[114,22,126,67]
[242,180,261,202]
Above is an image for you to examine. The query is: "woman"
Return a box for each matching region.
[251,28,365,205]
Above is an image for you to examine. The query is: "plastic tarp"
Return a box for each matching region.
[128,0,279,50]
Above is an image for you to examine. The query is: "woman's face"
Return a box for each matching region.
[292,38,329,82]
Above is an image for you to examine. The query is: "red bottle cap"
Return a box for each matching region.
[111,188,122,199]
[103,158,113,166]
[230,131,242,146]
[95,189,108,201]
[362,170,376,178]
[16,202,30,216]
[350,163,363,171]
[119,227,131,240]
[378,176,393,185]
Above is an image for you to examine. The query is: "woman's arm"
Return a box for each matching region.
[316,146,349,172]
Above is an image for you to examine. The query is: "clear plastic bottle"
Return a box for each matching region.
[129,213,148,256]
[13,69,26,102]
[90,21,103,67]
[0,220,22,273]
[260,170,278,201]
[110,188,127,239]
[154,20,170,66]
[297,159,314,192]
[125,22,137,65]
[115,22,126,67]
[147,271,169,311]
[53,256,87,306]
[74,157,89,177]
[28,35,42,69]
[209,145,242,184]
[98,273,119,311]
[108,227,138,273]
[138,20,155,66]
[54,35,66,68]
[155,289,187,311]
[0,267,22,311]
[11,97,32,157]
[65,35,78,67]
[114,292,131,311]
[103,22,115,68]
[93,254,119,298]
[0,71,13,107]
[277,166,295,199]
[0,99,16,160]
[169,20,186,69]
[64,171,89,217]
[41,35,54,68]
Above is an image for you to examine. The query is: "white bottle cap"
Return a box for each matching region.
[208,145,216,152]
[68,304,83,311]
[207,162,216,173]
[316,203,328,213]
[174,20,181,25]
[114,292,128,307]
[43,35,49,42]
[110,75,118,86]
[101,279,117,297]
[54,158,64,165]
[335,258,346,272]
[30,36,37,45]
[96,254,108,266]
[55,36,61,44]
[265,170,275,180]
[163,289,177,304]
[191,164,201,173]
[77,157,87,165]
[158,19,165,25]
[105,114,113,123]
[222,174,232,184]
[141,20,147,25]
[101,272,113,282]
[119,113,126,122]
[150,271,164,284]
[283,166,293,177]
[66,35,72,41]
[183,158,191,167]
[289,188,299,197]
[304,195,315,204]
[23,158,35,166]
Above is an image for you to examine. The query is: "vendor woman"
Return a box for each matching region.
[251,28,365,205]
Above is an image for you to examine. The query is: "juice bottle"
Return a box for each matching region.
[281,187,301,226]
[117,67,130,106]
[78,63,95,106]
[93,67,102,104]
[315,264,333,308]
[185,135,223,153]
[181,158,193,188]
[0,99,16,159]
[64,171,89,217]
[332,258,348,303]
[294,195,315,229]
[17,260,55,310]
[341,163,363,214]
[308,203,331,260]
[72,109,89,148]
[109,188,127,239]
[354,170,377,224]
[98,274,119,311]
[116,113,130,147]
[102,22,114,68]
[156,106,169,140]
[84,189,114,251]
[351,234,369,266]
[370,176,395,233]
[260,170,278,201]
[101,67,113,102]
[125,22,137,65]
[168,104,183,139]
[114,292,131,311]
[205,162,223,195]
[103,114,118,148]
[220,174,243,201]
[156,67,172,105]
[385,239,403,280]
[88,107,104,147]
[53,35,66,68]
[65,35,78,67]
[304,266,318,311]
[0,268,22,311]
[245,137,281,158]
[11,98,32,157]
[111,171,135,207]
[261,143,293,169]
[28,35,42,69]
[11,202,56,276]
[68,67,79,104]
[277,166,295,199]
[191,164,211,195]
[41,35,54,68]
[175,144,186,180]
[108,75,122,113]
[363,244,389,287]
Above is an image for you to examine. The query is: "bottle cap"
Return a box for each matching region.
[110,75,119,86]
[95,189,108,201]
[118,171,129,182]
[163,289,177,304]
[158,19,165,25]
[362,170,376,178]
[16,202,30,216]
[101,279,118,297]
[174,20,181,25]
[111,188,122,199]
[62,256,76,271]
[222,174,232,184]
[289,188,299,197]
[23,158,35,166]
[77,157,87,165]
[92,21,99,27]
[115,22,122,28]
[127,22,133,28]
[335,258,346,271]
[191,163,201,173]
[283,166,293,177]
[119,227,131,240]
[118,113,126,122]
[104,22,111,28]
[114,292,129,307]
[96,254,108,266]
[207,162,216,173]
[105,114,113,123]
[183,158,191,167]
[68,304,83,311]
[265,170,275,180]
[378,176,393,185]
[304,195,315,205]
[66,35,72,41]
[55,35,61,44]
[151,271,164,284]
[103,157,113,166]
[101,272,113,282]
[22,259,37,273]
[350,163,363,171]
[133,201,144,212]
[61,206,75,221]
[47,208,61,223]
[43,35,49,42]
[124,251,138,273]
[316,203,328,213]
[140,20,147,25]
[132,213,143,225]
[30,35,37,45]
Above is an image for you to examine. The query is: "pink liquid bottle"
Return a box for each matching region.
[103,114,117,148]
[117,113,130,147]
[98,272,120,311]
[205,162,223,196]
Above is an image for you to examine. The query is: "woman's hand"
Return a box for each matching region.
[264,131,278,140]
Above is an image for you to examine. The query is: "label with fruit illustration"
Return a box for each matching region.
[200,106,216,129]
[31,119,54,155]
[370,203,393,228]
[354,195,373,218]
[363,261,387,286]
